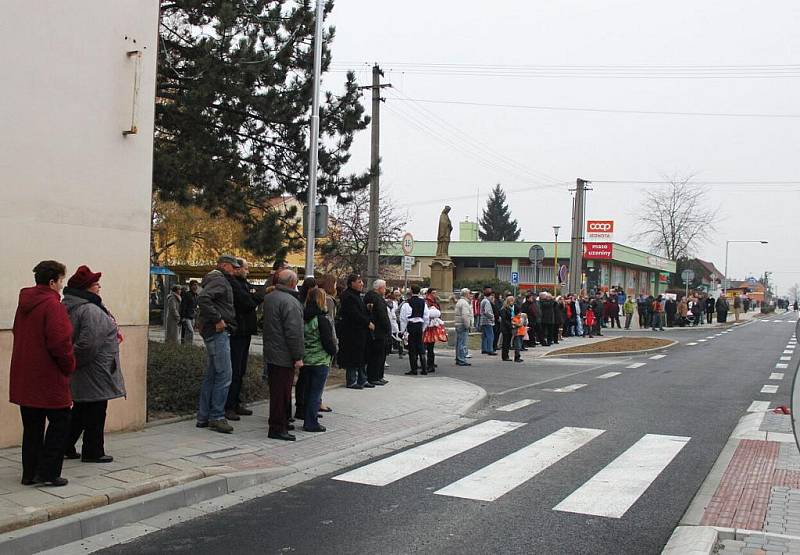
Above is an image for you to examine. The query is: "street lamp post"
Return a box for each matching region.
[553,225,561,295]
[723,240,768,296]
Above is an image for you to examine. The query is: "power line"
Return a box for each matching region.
[387,98,800,119]
[590,180,800,185]
[386,88,562,184]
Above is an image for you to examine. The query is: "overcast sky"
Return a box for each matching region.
[323,1,800,295]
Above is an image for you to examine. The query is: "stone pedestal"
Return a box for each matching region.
[430,257,454,294]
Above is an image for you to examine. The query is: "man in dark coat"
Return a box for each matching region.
[492,293,503,352]
[225,259,261,421]
[706,296,715,324]
[716,296,729,323]
[179,281,199,345]
[338,274,374,389]
[538,292,556,346]
[665,297,677,327]
[364,280,391,386]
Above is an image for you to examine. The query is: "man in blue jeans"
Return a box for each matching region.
[480,289,497,355]
[196,255,239,434]
[454,288,472,366]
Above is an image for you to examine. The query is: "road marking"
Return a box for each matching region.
[761,385,779,394]
[332,420,525,486]
[715,334,723,337]
[596,372,622,379]
[435,427,605,502]
[776,363,789,369]
[770,373,784,380]
[544,384,587,393]
[649,354,666,360]
[553,434,690,518]
[705,336,715,339]
[781,357,792,361]
[748,401,771,412]
[783,351,794,355]
[687,342,698,346]
[626,362,647,369]
[496,399,540,412]
[698,339,707,342]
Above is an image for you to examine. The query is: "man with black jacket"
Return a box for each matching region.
[364,280,391,386]
[338,274,374,389]
[225,259,261,421]
[539,292,556,346]
[196,255,239,434]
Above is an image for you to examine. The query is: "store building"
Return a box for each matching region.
[385,239,675,296]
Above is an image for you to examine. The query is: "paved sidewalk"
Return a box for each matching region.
[665,409,800,554]
[0,375,484,541]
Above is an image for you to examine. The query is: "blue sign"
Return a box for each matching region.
[747,277,757,286]
[511,271,519,285]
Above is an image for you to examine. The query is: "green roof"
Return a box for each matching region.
[386,240,676,273]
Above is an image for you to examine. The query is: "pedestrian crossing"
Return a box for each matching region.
[333,422,691,520]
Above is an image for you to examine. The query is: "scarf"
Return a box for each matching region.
[64,287,109,314]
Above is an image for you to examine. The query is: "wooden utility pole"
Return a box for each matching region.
[567,178,589,295]
[361,65,391,288]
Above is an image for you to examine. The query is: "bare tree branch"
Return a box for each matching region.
[631,175,719,260]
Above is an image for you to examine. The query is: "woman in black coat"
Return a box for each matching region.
[539,293,556,346]
[716,296,729,324]
[337,275,373,389]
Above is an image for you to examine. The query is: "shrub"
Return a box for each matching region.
[146,341,268,418]
[453,278,514,294]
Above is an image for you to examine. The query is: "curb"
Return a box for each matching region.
[662,525,800,555]
[0,380,487,554]
[545,339,678,358]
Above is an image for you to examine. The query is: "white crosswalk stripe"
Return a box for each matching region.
[649,354,666,360]
[596,372,622,379]
[544,384,587,393]
[770,373,784,380]
[748,401,771,412]
[777,363,789,369]
[781,356,792,361]
[762,385,779,394]
[496,399,540,412]
[435,427,605,502]
[553,434,690,518]
[332,420,525,486]
[687,342,698,346]
[627,362,647,368]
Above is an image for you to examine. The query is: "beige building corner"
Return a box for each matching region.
[0,1,160,447]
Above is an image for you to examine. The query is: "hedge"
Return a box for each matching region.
[147,341,268,418]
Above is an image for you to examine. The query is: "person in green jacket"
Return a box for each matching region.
[623,297,636,330]
[301,288,337,432]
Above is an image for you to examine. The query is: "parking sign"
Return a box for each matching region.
[511,271,519,285]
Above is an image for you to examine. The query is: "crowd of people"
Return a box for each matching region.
[10,255,774,486]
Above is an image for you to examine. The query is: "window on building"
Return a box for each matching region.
[461,258,495,268]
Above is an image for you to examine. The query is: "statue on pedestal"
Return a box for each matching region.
[436,205,452,258]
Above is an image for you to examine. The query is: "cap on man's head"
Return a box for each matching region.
[217,255,241,268]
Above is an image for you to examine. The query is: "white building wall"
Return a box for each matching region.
[0,1,159,446]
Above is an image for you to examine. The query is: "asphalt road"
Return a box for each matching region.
[102,311,799,555]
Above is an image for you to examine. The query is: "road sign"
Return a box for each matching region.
[681,269,695,283]
[558,264,568,284]
[401,232,414,255]
[511,271,519,285]
[528,244,545,264]
[403,256,415,272]
[747,276,757,286]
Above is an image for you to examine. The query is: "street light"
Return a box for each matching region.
[723,240,768,296]
[553,225,561,295]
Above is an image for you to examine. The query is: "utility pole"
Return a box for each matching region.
[567,178,589,295]
[304,0,324,278]
[362,64,391,288]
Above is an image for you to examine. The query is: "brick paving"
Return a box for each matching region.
[0,375,483,534]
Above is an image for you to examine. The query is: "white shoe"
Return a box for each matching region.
[466,354,472,358]
[384,362,390,367]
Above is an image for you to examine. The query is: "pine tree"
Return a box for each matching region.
[479,184,521,241]
[155,0,370,259]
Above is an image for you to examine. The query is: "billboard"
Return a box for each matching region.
[587,220,614,240]
[584,242,613,259]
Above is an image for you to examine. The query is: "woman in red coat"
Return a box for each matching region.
[9,260,76,487]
